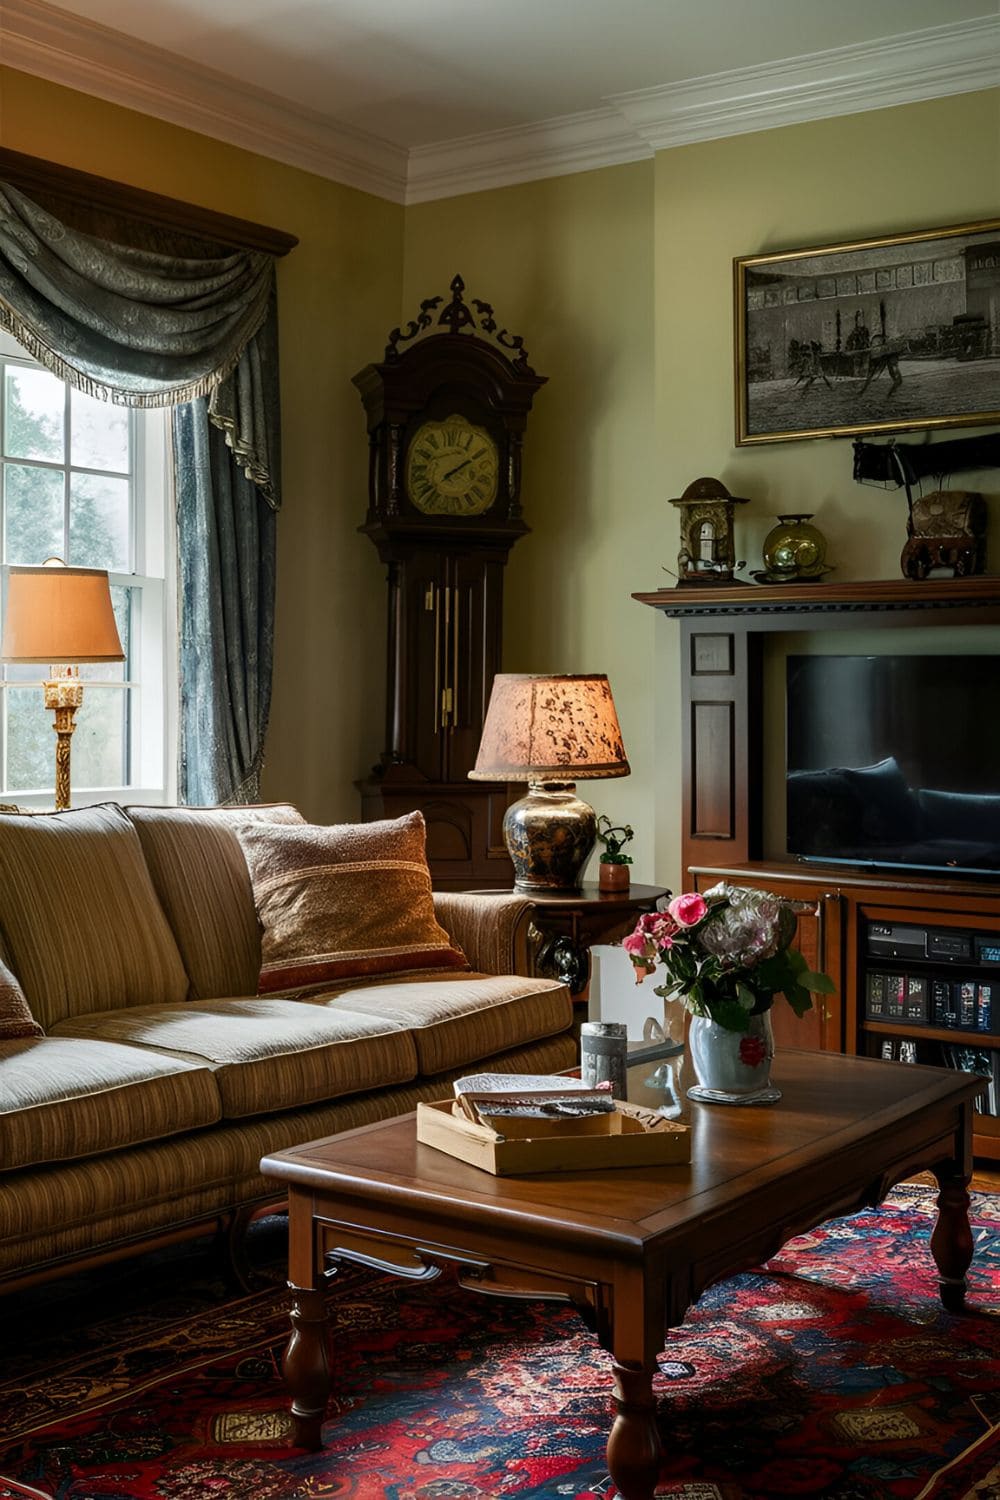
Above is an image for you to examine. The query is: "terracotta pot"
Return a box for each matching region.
[598,861,630,893]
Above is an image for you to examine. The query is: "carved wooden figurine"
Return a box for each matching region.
[900,490,986,580]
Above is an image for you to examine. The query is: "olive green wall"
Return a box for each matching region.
[2,70,997,890]
[402,163,657,879]
[0,66,404,821]
[652,88,1000,888]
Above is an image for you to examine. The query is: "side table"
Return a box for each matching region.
[468,883,671,997]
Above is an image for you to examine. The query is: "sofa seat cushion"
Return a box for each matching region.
[0,803,189,1029]
[0,1036,221,1172]
[127,803,306,1001]
[311,971,574,1077]
[53,997,419,1119]
[235,812,468,995]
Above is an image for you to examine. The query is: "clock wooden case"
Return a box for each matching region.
[354,276,547,887]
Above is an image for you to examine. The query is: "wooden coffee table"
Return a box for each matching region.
[260,1049,982,1500]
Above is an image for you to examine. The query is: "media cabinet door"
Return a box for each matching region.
[691,869,844,1052]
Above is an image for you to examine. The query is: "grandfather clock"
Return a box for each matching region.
[354,277,547,888]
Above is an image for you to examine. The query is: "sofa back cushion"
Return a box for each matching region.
[235,811,469,995]
[0,803,189,1029]
[127,804,305,1000]
[0,956,42,1040]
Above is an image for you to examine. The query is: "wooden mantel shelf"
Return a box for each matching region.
[633,576,1000,617]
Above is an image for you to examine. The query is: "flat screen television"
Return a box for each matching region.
[786,654,1000,876]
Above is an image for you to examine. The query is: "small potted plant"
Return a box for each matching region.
[596,815,634,892]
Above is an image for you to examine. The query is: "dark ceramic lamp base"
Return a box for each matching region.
[503,781,597,892]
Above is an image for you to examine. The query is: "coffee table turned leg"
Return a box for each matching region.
[930,1171,974,1313]
[284,1284,330,1449]
[608,1360,662,1500]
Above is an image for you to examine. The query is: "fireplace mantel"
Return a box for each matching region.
[633,575,1000,619]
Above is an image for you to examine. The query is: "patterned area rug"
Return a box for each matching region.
[1,1186,999,1499]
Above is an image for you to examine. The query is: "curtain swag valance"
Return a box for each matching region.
[0,182,280,508]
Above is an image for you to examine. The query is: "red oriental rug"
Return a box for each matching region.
[1,1184,998,1499]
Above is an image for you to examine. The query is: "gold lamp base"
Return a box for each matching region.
[502,781,597,893]
[44,666,83,812]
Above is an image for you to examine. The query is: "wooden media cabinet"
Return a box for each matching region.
[636,577,1000,1162]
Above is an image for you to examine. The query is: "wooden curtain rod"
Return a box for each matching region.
[0,148,298,257]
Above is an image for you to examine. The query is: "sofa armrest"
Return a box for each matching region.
[432,892,535,977]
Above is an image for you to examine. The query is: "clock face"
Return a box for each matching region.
[405,415,500,516]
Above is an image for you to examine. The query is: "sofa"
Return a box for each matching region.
[0,802,576,1291]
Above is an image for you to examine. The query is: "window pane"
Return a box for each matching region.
[69,474,129,570]
[4,367,64,462]
[4,464,64,564]
[71,388,129,473]
[6,687,54,792]
[79,586,129,683]
[73,688,126,789]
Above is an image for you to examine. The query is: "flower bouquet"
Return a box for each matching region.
[623,884,835,1101]
[624,884,833,1029]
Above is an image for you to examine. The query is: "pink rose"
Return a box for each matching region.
[636,911,677,940]
[621,931,650,958]
[668,892,708,928]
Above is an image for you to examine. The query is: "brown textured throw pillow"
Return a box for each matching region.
[235,812,468,995]
[0,956,42,1040]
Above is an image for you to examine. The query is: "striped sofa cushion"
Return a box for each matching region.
[127,804,305,1000]
[54,996,419,1119]
[314,971,574,1076]
[235,812,468,995]
[0,1035,220,1172]
[0,804,190,1030]
[0,957,42,1040]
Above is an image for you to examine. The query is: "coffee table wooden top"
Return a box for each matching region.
[261,1049,980,1257]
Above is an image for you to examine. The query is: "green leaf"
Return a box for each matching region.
[736,981,757,1011]
[707,999,753,1033]
[801,970,836,994]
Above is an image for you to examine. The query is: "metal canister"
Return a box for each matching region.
[579,1021,628,1100]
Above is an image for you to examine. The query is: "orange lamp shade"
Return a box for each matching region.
[1,564,125,664]
[469,673,630,782]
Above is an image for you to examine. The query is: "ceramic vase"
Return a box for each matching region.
[687,1011,781,1104]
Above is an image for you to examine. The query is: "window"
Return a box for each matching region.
[0,333,176,805]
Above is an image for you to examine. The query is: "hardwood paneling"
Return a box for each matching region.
[691,701,735,839]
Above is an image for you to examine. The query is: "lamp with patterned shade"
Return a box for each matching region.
[1,559,124,811]
[469,673,630,892]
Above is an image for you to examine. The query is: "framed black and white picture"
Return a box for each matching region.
[734,218,1000,445]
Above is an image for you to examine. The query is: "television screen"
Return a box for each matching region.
[786,655,1000,875]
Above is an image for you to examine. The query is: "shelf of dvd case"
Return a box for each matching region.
[869,1034,996,1115]
[862,969,996,1034]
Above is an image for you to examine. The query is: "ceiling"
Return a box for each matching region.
[4,0,999,200]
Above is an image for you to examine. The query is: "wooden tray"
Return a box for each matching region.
[416,1097,690,1175]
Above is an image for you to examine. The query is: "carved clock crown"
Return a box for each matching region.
[353,275,547,541]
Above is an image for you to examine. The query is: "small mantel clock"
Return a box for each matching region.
[353,277,547,887]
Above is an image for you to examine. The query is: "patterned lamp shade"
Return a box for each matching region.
[469,674,630,893]
[468,674,629,783]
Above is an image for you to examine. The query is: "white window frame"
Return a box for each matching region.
[0,331,178,807]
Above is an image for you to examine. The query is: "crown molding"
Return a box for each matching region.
[1,0,408,203]
[2,2,998,206]
[404,108,650,205]
[608,15,1000,151]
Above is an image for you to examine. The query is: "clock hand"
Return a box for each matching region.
[443,457,472,480]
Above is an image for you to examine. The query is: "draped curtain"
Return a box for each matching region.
[0,182,282,803]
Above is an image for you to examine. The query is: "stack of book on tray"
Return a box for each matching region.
[453,1072,616,1131]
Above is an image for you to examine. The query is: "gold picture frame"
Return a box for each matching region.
[734,217,1000,446]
